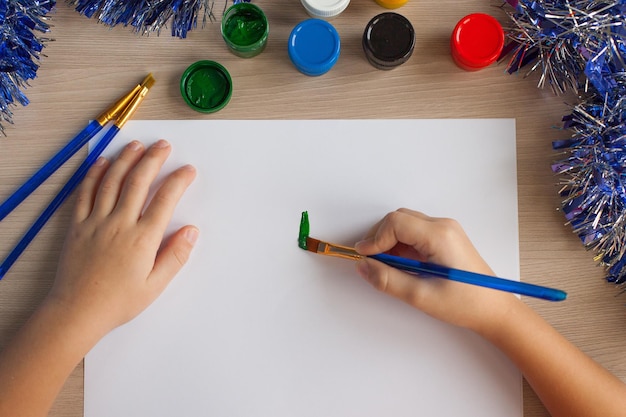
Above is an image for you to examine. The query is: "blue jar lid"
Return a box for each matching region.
[288,19,341,76]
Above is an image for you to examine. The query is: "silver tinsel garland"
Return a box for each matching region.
[68,0,249,38]
[503,0,626,286]
[0,0,54,135]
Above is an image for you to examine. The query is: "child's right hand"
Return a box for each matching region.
[357,209,626,417]
[354,208,518,334]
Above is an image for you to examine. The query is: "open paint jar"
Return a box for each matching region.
[180,60,233,113]
[221,3,269,58]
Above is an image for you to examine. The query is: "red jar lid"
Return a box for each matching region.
[451,13,504,70]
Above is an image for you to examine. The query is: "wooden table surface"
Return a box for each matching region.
[1,1,625,416]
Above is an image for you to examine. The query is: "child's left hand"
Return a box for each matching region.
[46,139,198,336]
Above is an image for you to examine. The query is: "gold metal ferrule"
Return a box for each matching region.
[114,74,155,128]
[95,84,142,126]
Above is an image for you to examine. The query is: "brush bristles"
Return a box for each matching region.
[141,73,156,89]
[305,237,321,252]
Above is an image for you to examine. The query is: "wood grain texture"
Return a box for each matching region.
[0,1,624,416]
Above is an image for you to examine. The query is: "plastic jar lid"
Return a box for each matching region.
[301,0,350,19]
[451,13,504,70]
[221,3,269,58]
[362,12,415,70]
[288,19,341,76]
[374,0,408,9]
[180,61,232,113]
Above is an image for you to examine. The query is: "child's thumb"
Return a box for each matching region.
[150,226,199,291]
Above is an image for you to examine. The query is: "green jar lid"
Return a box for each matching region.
[180,60,233,113]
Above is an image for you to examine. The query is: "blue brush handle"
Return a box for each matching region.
[0,120,103,222]
[0,125,120,280]
[370,253,567,302]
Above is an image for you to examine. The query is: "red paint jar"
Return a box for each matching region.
[450,13,504,71]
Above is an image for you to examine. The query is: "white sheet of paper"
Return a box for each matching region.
[85,119,521,417]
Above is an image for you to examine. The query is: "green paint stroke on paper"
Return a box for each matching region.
[298,211,309,249]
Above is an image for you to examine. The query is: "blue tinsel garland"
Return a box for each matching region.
[69,0,249,38]
[503,0,626,286]
[0,0,54,135]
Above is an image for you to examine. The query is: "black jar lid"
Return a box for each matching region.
[362,12,415,70]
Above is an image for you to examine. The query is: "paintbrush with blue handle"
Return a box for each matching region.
[0,74,154,280]
[0,82,144,222]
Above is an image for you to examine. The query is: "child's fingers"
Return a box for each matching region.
[139,164,196,238]
[359,209,431,243]
[91,141,145,218]
[355,257,435,310]
[148,226,199,292]
[72,157,109,222]
[115,140,172,220]
[396,208,431,218]
[355,210,435,256]
[387,243,426,261]
[355,256,500,329]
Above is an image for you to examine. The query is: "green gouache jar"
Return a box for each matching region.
[180,60,233,113]
[221,3,269,58]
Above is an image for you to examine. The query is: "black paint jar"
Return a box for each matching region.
[362,12,415,70]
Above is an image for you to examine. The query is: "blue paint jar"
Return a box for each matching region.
[288,19,341,76]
